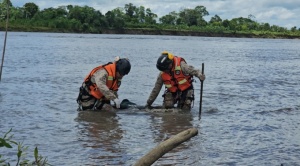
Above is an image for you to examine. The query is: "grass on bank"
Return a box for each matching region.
[0,129,49,166]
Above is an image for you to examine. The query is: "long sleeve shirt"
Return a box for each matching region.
[91,68,118,100]
[146,61,203,106]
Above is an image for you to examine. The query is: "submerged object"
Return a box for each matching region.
[120,99,190,113]
[144,106,186,113]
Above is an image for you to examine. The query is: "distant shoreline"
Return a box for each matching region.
[102,29,300,39]
[2,27,300,39]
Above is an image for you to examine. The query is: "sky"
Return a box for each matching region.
[10,0,300,29]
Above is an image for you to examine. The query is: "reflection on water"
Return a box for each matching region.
[75,111,125,164]
[149,112,194,142]
[74,110,196,165]
[148,112,195,165]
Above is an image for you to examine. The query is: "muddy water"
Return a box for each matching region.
[0,32,299,165]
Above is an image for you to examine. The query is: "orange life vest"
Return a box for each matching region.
[84,62,120,99]
[161,56,192,93]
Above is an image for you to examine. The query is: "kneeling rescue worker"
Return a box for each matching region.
[145,51,206,110]
[77,57,131,111]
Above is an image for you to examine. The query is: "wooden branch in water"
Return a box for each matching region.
[134,128,198,166]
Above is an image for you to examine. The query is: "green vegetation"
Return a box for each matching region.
[1,0,300,38]
[0,129,49,166]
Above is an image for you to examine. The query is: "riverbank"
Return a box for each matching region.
[102,28,300,39]
[2,26,300,39]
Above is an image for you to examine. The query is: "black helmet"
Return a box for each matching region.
[116,58,131,76]
[156,51,173,71]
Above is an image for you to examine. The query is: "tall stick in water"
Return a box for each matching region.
[199,63,204,119]
[0,1,9,81]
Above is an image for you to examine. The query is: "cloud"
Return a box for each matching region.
[257,8,294,20]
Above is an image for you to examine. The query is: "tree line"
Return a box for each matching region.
[0,0,300,38]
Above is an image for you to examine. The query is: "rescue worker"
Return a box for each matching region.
[145,51,205,110]
[77,57,131,111]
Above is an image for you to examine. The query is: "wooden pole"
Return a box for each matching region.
[199,63,204,119]
[134,128,198,166]
[0,2,9,81]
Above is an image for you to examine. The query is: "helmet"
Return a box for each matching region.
[156,51,174,71]
[116,58,131,76]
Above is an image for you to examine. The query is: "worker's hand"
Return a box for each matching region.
[113,98,121,109]
[199,73,205,81]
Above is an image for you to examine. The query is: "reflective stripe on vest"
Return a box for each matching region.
[108,76,114,81]
[178,79,187,85]
[165,84,172,88]
[161,56,192,92]
[84,63,119,99]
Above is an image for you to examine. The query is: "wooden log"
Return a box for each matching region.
[134,128,198,166]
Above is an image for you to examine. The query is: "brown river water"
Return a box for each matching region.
[0,32,300,165]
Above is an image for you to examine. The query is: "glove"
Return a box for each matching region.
[113,98,121,109]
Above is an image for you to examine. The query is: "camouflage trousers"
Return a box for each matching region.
[163,88,194,110]
[76,84,114,111]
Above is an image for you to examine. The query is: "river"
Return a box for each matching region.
[0,32,299,165]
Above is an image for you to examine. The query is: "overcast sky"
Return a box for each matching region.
[10,0,300,29]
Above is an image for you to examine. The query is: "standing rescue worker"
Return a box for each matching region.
[145,51,205,110]
[77,57,131,111]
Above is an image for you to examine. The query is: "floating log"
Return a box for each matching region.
[134,128,198,166]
